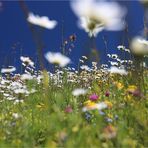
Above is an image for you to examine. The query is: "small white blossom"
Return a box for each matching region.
[12,113,21,119]
[21,74,33,80]
[108,66,128,75]
[130,36,148,55]
[117,45,125,50]
[117,45,130,53]
[125,48,130,53]
[72,88,88,96]
[1,66,16,74]
[14,99,24,104]
[82,56,88,60]
[20,56,34,67]
[6,96,16,101]
[14,88,28,94]
[80,65,90,71]
[82,102,107,112]
[27,12,57,29]
[45,52,71,67]
[109,61,119,67]
[3,93,10,97]
[111,54,118,59]
[79,59,84,63]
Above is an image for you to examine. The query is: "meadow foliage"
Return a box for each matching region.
[0,0,148,147]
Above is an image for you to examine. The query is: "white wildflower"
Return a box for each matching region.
[21,74,33,80]
[116,58,121,63]
[12,113,21,119]
[82,102,107,112]
[79,59,84,63]
[71,68,76,71]
[6,96,16,101]
[79,17,104,37]
[107,54,111,58]
[117,45,125,50]
[125,48,130,53]
[27,12,57,29]
[117,45,130,53]
[80,65,90,71]
[20,56,34,67]
[72,88,88,96]
[71,0,126,37]
[108,66,128,75]
[45,52,71,67]
[14,88,28,94]
[3,93,10,97]
[9,82,23,90]
[109,61,119,66]
[111,54,118,59]
[1,66,16,73]
[14,99,24,104]
[36,75,43,84]
[82,56,88,60]
[130,36,148,55]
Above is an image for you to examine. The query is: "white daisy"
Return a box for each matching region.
[71,0,126,37]
[1,66,16,74]
[20,56,34,67]
[45,52,71,67]
[27,12,57,29]
[130,36,148,55]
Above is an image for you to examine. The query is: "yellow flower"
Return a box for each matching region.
[83,101,107,112]
[72,126,79,132]
[127,85,137,93]
[114,82,124,90]
[124,94,132,102]
[104,100,113,109]
[83,100,96,109]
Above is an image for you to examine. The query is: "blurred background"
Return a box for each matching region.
[0,0,145,72]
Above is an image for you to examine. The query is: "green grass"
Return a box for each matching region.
[0,69,148,148]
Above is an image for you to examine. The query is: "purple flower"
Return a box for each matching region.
[89,94,99,101]
[105,90,110,97]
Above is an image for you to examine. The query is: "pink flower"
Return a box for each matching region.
[129,89,143,98]
[65,106,73,113]
[89,94,99,101]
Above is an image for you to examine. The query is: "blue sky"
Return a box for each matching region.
[0,1,144,71]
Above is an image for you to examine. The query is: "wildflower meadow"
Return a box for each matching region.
[0,0,148,147]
